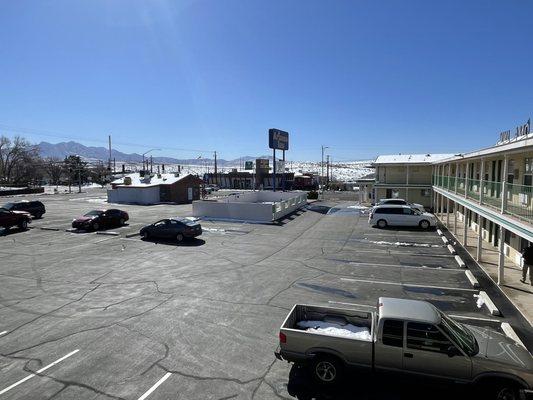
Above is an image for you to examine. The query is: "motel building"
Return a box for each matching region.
[372,153,453,209]
[432,123,533,305]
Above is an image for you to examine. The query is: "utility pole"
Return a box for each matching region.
[321,145,329,190]
[150,155,153,174]
[326,155,330,186]
[108,135,112,172]
[213,151,218,186]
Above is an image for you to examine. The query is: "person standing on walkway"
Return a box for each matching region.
[520,242,533,285]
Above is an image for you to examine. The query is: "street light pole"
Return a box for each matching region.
[142,149,161,175]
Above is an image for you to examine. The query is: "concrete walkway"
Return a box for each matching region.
[440,212,533,326]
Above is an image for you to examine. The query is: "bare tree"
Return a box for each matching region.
[43,157,64,185]
[0,135,42,185]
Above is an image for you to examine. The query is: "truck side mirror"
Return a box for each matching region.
[447,346,460,357]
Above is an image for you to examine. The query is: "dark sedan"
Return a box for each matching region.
[72,209,129,231]
[140,218,202,242]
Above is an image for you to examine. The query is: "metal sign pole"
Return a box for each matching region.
[282,150,286,191]
[273,149,276,192]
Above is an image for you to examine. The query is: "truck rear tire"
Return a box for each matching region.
[311,356,344,385]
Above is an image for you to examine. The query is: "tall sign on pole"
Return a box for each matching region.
[269,129,289,192]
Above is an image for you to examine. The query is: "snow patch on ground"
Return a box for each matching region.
[366,240,441,248]
[297,320,372,341]
[473,294,485,309]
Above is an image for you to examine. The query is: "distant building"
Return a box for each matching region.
[108,173,202,205]
[293,173,318,191]
[372,154,454,208]
[204,171,295,190]
[205,171,254,189]
[353,177,375,203]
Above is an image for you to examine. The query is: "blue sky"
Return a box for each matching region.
[0,1,532,161]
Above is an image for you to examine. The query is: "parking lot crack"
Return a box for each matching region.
[34,372,126,400]
[0,283,102,339]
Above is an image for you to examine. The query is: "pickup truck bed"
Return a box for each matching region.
[277,304,375,369]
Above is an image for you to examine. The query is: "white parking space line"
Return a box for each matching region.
[340,277,478,292]
[137,372,172,400]
[0,331,7,336]
[0,349,79,395]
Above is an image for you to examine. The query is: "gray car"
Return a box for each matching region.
[276,297,533,400]
[140,217,202,242]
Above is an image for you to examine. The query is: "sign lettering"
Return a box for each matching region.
[269,129,289,151]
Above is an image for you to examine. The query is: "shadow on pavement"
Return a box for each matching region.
[0,227,28,236]
[286,364,471,400]
[140,237,206,247]
[305,205,332,214]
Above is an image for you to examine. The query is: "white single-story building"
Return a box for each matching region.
[108,173,203,205]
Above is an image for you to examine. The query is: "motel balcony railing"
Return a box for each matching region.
[434,175,533,225]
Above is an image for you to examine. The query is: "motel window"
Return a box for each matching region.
[525,159,532,187]
[525,158,533,173]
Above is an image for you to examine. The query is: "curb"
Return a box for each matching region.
[125,232,140,238]
[465,270,480,288]
[500,322,527,349]
[454,255,466,268]
[441,236,449,244]
[479,291,501,316]
[96,231,119,236]
[447,244,456,254]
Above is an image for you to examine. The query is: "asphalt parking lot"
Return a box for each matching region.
[0,189,532,400]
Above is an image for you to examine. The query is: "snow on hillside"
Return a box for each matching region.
[115,160,374,182]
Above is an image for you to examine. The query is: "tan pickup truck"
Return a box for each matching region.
[275,297,533,400]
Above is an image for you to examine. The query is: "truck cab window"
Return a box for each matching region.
[406,322,452,354]
[382,320,404,347]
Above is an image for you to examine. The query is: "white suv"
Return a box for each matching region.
[369,205,436,229]
[375,198,425,213]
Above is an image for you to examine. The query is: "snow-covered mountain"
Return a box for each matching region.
[37,141,267,166]
[38,141,373,182]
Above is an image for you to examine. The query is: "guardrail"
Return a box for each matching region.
[434,176,533,224]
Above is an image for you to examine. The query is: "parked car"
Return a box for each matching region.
[72,209,129,231]
[375,198,425,213]
[275,297,533,399]
[0,207,31,230]
[140,217,202,242]
[3,200,45,218]
[369,204,436,229]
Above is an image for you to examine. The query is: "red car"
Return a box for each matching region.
[0,207,31,230]
[72,209,129,231]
